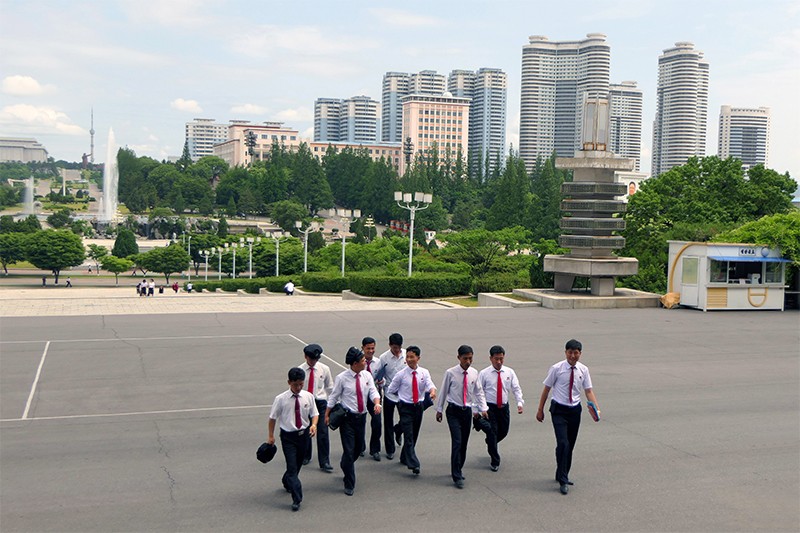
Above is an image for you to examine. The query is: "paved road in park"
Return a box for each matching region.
[1,305,798,532]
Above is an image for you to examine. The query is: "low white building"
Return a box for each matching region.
[0,137,49,163]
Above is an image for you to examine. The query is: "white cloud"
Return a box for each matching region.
[170,98,203,113]
[227,25,377,58]
[368,8,442,27]
[119,0,218,30]
[300,127,314,141]
[0,104,85,135]
[230,103,268,115]
[274,107,313,122]
[2,75,52,96]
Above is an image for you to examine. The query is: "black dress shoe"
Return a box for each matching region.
[291,502,300,512]
[490,465,499,472]
[412,467,420,475]
[454,479,464,489]
[559,483,569,495]
[386,453,394,460]
[344,488,354,496]
[302,458,310,465]
[371,452,381,461]
[321,464,334,472]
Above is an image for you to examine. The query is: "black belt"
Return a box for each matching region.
[447,402,471,411]
[281,428,308,436]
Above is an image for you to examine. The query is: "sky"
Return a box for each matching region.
[1,0,798,180]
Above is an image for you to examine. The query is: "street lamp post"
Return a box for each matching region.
[394,191,432,277]
[217,246,223,280]
[181,232,192,281]
[245,236,261,279]
[201,250,211,281]
[364,215,375,243]
[330,208,360,277]
[271,232,290,277]
[295,220,320,273]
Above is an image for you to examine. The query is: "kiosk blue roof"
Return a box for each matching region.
[708,256,792,263]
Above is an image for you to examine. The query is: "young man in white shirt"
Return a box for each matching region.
[536,339,600,495]
[325,347,381,496]
[299,343,334,472]
[387,345,437,476]
[376,332,406,459]
[435,345,488,489]
[267,367,319,512]
[362,336,382,461]
[478,345,524,472]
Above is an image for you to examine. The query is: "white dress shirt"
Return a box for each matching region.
[328,369,380,415]
[299,361,334,401]
[543,360,592,407]
[435,365,488,413]
[377,349,406,402]
[387,366,435,404]
[269,389,319,432]
[479,365,524,408]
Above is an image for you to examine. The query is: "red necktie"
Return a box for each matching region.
[462,371,468,406]
[307,367,315,394]
[366,360,372,373]
[496,370,503,407]
[412,371,419,404]
[294,394,302,429]
[569,366,575,404]
[355,373,364,413]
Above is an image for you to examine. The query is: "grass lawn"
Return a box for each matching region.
[443,296,479,307]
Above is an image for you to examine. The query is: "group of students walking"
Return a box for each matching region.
[267,334,600,512]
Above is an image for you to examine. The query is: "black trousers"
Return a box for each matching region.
[397,401,423,469]
[338,412,367,491]
[382,397,398,455]
[550,400,582,484]
[366,395,382,455]
[445,403,472,482]
[304,398,329,466]
[280,429,310,505]
[486,403,511,467]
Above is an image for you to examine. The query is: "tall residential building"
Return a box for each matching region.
[213,121,301,167]
[314,96,379,143]
[718,105,770,170]
[381,70,446,143]
[609,81,643,171]
[185,118,230,161]
[651,42,709,176]
[519,33,611,170]
[448,68,507,174]
[400,92,470,175]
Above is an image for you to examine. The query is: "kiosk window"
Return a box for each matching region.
[682,257,698,284]
[728,261,762,283]
[765,262,782,283]
[710,260,726,283]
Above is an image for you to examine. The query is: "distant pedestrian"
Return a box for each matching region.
[140,278,147,297]
[42,276,46,287]
[172,282,179,293]
[284,280,295,295]
[66,277,72,288]
[148,279,155,297]
[88,266,92,274]
[187,282,193,293]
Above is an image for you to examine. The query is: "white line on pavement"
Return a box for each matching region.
[3,403,271,423]
[21,341,49,420]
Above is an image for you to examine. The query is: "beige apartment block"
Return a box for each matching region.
[213,121,302,167]
[308,141,402,169]
[400,93,470,175]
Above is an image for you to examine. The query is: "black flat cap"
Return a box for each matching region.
[303,344,324,359]
[345,346,364,365]
[256,442,277,463]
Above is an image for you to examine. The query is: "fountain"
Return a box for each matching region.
[100,128,119,223]
[23,175,35,215]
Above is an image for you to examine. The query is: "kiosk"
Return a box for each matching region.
[667,241,791,311]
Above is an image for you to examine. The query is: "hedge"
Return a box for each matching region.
[472,271,530,293]
[300,272,351,293]
[349,273,471,298]
[187,276,293,294]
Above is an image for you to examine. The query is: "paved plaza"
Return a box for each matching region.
[0,289,798,532]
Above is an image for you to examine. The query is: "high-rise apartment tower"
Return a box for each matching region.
[609,81,643,171]
[313,96,379,144]
[381,70,446,143]
[651,42,709,176]
[519,33,611,171]
[717,105,770,170]
[185,118,231,161]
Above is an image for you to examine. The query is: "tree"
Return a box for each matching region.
[113,228,139,258]
[713,211,800,264]
[139,243,190,283]
[176,140,192,172]
[16,214,42,233]
[87,244,108,274]
[0,232,28,274]
[46,208,73,229]
[486,154,531,231]
[270,200,308,232]
[217,217,229,237]
[101,255,134,285]
[26,230,85,284]
[290,143,334,214]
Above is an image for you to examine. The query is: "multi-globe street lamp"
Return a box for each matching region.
[271,232,291,277]
[394,191,432,277]
[216,246,223,280]
[245,236,261,279]
[295,220,320,273]
[201,250,212,281]
[329,208,360,277]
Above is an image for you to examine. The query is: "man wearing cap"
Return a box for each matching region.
[300,343,335,472]
[268,367,319,512]
[326,347,381,496]
[376,332,406,459]
[478,345,524,472]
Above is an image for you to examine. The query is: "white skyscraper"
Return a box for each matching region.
[185,118,230,161]
[651,42,709,176]
[314,96,378,143]
[609,81,643,171]
[718,106,770,170]
[448,68,507,174]
[519,33,611,171]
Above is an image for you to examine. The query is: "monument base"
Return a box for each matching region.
[512,288,661,310]
[545,255,639,296]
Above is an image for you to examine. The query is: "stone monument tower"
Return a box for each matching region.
[544,96,638,296]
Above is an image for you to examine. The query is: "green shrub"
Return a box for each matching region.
[349,273,470,298]
[472,271,530,293]
[300,272,350,292]
[188,276,294,294]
